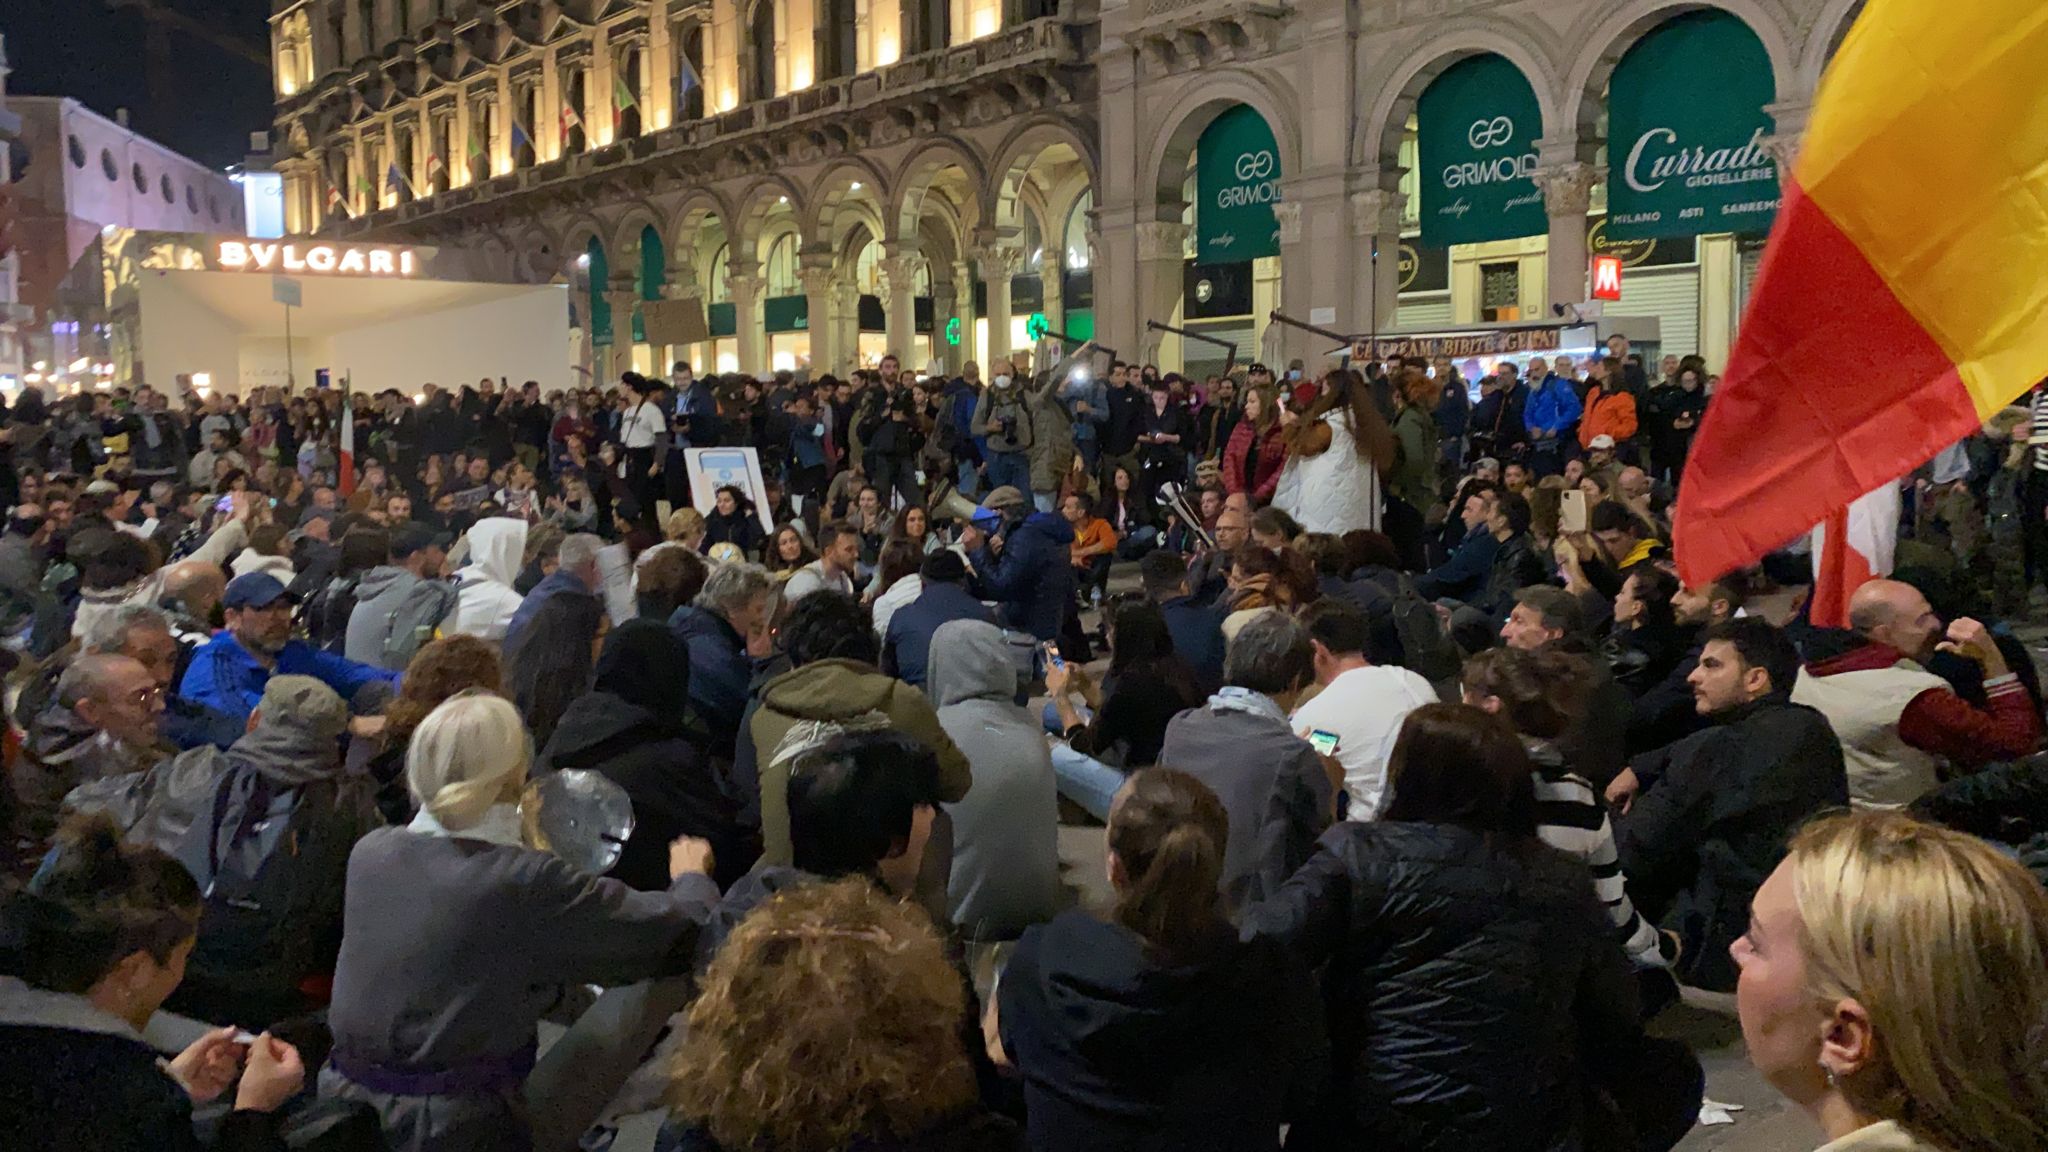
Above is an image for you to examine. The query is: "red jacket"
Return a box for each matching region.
[1223,420,1288,503]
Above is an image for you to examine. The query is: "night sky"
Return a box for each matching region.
[4,0,275,169]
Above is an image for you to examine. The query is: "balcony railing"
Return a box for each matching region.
[327,16,1089,234]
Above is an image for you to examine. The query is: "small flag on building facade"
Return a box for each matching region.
[560,101,582,136]
[466,131,485,162]
[425,152,445,183]
[676,54,700,112]
[510,120,533,154]
[613,74,638,130]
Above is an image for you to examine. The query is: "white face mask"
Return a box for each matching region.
[993,375,1011,389]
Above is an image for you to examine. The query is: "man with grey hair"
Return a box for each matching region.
[671,560,775,751]
[505,531,605,646]
[78,602,243,751]
[1157,611,1336,912]
[5,653,168,878]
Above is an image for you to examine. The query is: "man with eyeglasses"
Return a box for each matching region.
[5,653,169,878]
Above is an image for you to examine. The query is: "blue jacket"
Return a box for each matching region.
[972,511,1076,642]
[1415,526,1501,603]
[505,570,600,649]
[1158,595,1227,693]
[788,419,827,470]
[669,604,755,750]
[1062,379,1109,442]
[1524,375,1584,438]
[882,580,995,687]
[178,631,398,726]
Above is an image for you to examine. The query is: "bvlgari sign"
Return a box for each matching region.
[1605,11,1780,241]
[215,240,420,277]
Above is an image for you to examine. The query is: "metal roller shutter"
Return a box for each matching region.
[1617,266,1700,359]
[1185,318,1255,377]
[1397,295,1453,329]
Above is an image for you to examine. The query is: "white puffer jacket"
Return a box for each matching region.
[1274,411,1382,535]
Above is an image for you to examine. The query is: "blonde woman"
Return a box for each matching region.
[320,692,719,1152]
[1734,810,2048,1151]
[661,877,1016,1152]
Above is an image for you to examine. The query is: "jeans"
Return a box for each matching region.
[955,459,982,500]
[1034,491,1057,513]
[986,450,1032,494]
[1051,743,1125,822]
[1076,435,1101,472]
[1115,525,1160,560]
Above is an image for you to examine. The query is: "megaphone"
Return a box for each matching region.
[521,769,635,876]
[930,478,983,525]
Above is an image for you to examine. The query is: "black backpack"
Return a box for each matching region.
[300,574,360,654]
[1390,573,1464,688]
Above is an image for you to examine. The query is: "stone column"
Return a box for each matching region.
[727,263,767,373]
[953,261,979,367]
[978,242,1022,368]
[1532,163,1597,312]
[663,261,704,372]
[831,277,862,372]
[879,243,921,364]
[799,248,837,374]
[932,282,959,372]
[1037,250,1063,330]
[604,282,639,379]
[1348,188,1405,339]
[1134,219,1187,370]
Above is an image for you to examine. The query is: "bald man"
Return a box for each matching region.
[1791,579,2040,808]
[161,560,229,646]
[1187,505,1252,606]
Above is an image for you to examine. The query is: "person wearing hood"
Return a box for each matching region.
[928,619,1061,940]
[180,572,397,728]
[989,768,1323,1152]
[449,515,528,641]
[742,592,970,874]
[132,677,383,1028]
[882,550,994,689]
[0,815,306,1152]
[344,522,459,671]
[963,485,1075,643]
[5,654,168,879]
[970,359,1036,495]
[539,621,754,892]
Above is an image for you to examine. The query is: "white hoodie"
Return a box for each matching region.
[449,517,528,642]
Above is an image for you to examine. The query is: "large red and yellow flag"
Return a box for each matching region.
[1674,0,2048,586]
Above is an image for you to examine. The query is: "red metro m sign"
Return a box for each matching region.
[1591,254,1624,301]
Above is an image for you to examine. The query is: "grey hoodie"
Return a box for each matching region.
[928,620,1064,939]
[346,564,459,671]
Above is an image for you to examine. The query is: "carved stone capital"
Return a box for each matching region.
[725,273,763,303]
[1136,219,1189,262]
[974,244,1024,279]
[799,263,836,295]
[1530,163,1598,218]
[1272,201,1303,247]
[878,254,922,297]
[1758,133,1802,180]
[1348,189,1405,237]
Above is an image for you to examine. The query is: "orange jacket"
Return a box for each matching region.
[1070,517,1118,566]
[1578,386,1639,449]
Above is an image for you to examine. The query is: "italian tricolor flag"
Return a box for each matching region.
[339,390,356,498]
[1675,0,2048,594]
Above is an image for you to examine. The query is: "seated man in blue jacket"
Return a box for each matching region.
[963,486,1074,643]
[882,549,994,688]
[1414,482,1501,604]
[179,572,398,726]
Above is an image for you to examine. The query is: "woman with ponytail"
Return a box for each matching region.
[987,768,1323,1151]
[0,814,304,1151]
[321,692,724,1152]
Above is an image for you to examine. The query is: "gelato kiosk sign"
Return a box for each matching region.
[215,239,420,277]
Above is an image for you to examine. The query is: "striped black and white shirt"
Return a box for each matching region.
[1528,740,1677,971]
[2031,386,2048,472]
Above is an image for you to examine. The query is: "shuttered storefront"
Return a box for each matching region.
[1617,266,1700,359]
[1396,295,1454,330]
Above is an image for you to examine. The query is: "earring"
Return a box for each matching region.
[1819,1060,1839,1088]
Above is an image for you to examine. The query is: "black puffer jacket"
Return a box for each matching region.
[538,621,757,891]
[1244,821,1650,1152]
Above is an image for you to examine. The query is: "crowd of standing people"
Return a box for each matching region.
[1,332,2046,1152]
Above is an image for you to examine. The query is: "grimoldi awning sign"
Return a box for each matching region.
[1196,104,1283,263]
[213,239,419,276]
[1605,10,1780,241]
[1352,327,1562,361]
[1417,53,1545,248]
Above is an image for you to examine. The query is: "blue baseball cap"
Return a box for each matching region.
[222,571,294,609]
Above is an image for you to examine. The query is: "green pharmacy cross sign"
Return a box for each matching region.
[1024,312,1049,341]
[944,317,962,347]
